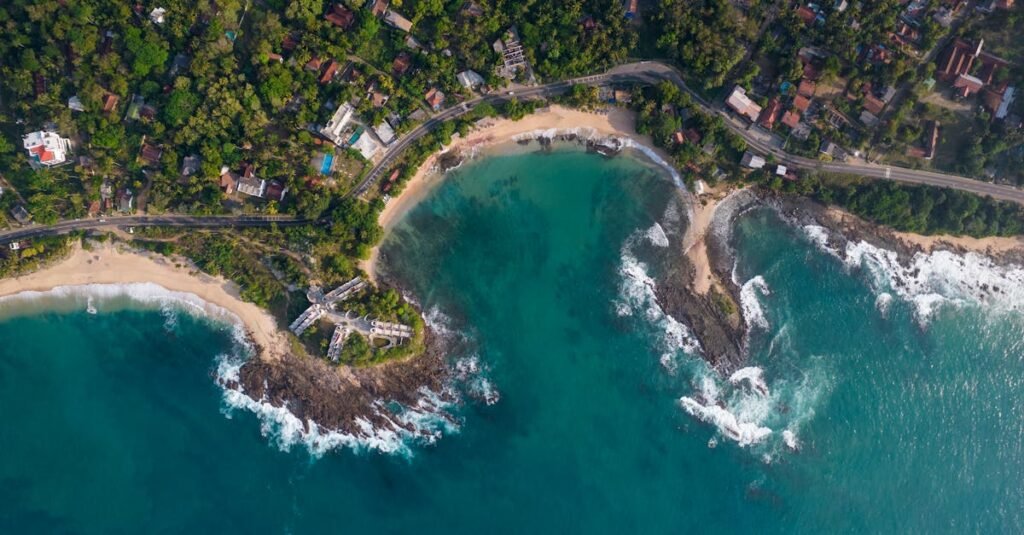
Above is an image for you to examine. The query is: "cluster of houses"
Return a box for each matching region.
[740,151,798,179]
[219,163,288,202]
[937,38,1017,123]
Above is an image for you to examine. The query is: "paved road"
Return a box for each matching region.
[357,61,1024,206]
[0,214,305,245]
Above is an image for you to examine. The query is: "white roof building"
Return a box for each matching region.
[237,176,267,198]
[775,165,788,175]
[384,10,413,32]
[320,103,355,146]
[726,86,763,123]
[740,151,766,169]
[352,131,383,160]
[149,7,167,24]
[23,130,71,168]
[457,70,485,89]
[373,122,397,145]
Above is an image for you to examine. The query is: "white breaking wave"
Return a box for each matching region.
[0,282,243,329]
[729,366,769,396]
[875,292,894,318]
[802,224,833,253]
[782,429,800,450]
[680,396,773,447]
[616,239,702,358]
[454,354,500,406]
[740,276,771,331]
[645,222,670,248]
[802,225,1024,324]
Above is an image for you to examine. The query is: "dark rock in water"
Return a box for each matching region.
[437,151,465,173]
[586,138,622,157]
[517,138,531,145]
[235,328,452,436]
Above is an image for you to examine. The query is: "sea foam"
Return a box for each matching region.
[739,276,771,331]
[216,351,460,458]
[802,225,1024,324]
[616,228,703,364]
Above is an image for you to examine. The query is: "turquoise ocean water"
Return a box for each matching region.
[2,149,1023,532]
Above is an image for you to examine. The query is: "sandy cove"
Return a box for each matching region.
[364,105,675,283]
[0,241,289,361]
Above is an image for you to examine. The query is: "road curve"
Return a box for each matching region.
[356,61,1024,206]
[0,215,306,245]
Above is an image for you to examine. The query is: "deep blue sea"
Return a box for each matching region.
[2,149,1023,533]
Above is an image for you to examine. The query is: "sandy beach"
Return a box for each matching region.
[684,184,736,295]
[825,207,1024,257]
[0,241,289,361]
[365,105,673,282]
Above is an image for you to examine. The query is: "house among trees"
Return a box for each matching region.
[782,109,801,129]
[9,205,31,225]
[759,97,782,128]
[319,59,340,84]
[741,151,766,169]
[374,122,397,145]
[219,166,238,194]
[181,155,201,178]
[23,130,71,168]
[369,0,389,17]
[139,143,163,166]
[425,88,445,111]
[117,188,135,213]
[325,4,355,29]
[265,180,288,202]
[236,164,267,198]
[907,121,941,159]
[726,86,762,122]
[457,70,485,89]
[493,27,533,81]
[392,52,412,76]
[384,10,413,33]
[321,102,355,146]
[102,94,120,113]
[984,84,1016,120]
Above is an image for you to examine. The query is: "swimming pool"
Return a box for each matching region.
[320,153,334,175]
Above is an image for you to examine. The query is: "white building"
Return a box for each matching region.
[236,175,267,198]
[457,70,485,89]
[23,130,71,168]
[320,103,355,146]
[740,151,766,169]
[351,131,383,160]
[373,121,397,145]
[726,86,763,123]
[149,7,166,24]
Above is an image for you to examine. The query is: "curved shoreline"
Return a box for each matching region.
[0,241,289,361]
[364,105,680,283]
